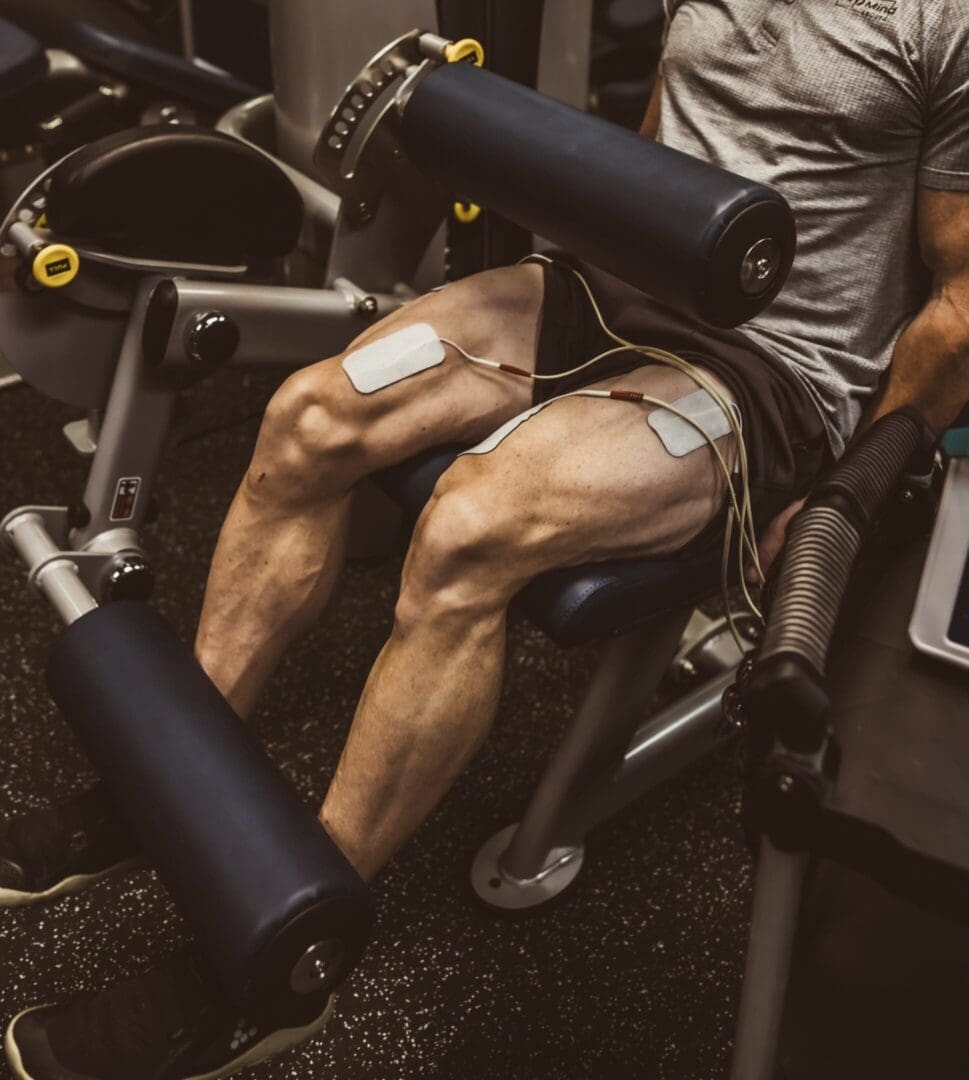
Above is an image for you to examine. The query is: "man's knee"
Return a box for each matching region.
[395,475,525,631]
[247,360,366,505]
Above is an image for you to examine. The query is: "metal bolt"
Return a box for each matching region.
[777,774,795,794]
[290,939,343,995]
[900,488,915,504]
[356,202,374,222]
[676,658,698,681]
[740,238,781,296]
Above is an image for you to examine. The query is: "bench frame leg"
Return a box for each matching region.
[729,840,808,1080]
[471,608,741,910]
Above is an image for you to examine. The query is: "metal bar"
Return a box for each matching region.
[74,279,179,546]
[522,668,737,855]
[158,281,402,369]
[605,668,738,816]
[179,0,196,60]
[537,0,592,108]
[5,513,97,626]
[730,840,810,1080]
[501,611,692,880]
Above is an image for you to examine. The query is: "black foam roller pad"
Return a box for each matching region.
[401,63,796,327]
[47,602,373,1010]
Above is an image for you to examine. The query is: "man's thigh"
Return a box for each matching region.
[271,263,544,477]
[427,362,739,587]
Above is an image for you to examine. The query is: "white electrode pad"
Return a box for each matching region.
[342,323,446,394]
[647,389,739,457]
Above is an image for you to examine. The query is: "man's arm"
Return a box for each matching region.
[639,75,663,140]
[755,188,969,576]
[870,187,969,435]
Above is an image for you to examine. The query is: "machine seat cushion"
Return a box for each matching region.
[0,17,47,100]
[46,126,303,259]
[376,448,722,648]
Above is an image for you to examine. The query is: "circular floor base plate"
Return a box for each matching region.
[470,824,585,911]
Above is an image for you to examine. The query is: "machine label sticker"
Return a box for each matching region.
[44,258,71,279]
[110,477,141,522]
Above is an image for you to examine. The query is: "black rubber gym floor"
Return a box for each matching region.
[0,370,752,1080]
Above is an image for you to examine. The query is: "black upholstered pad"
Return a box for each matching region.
[0,0,159,47]
[0,17,46,99]
[46,126,303,259]
[376,448,721,648]
[0,0,252,107]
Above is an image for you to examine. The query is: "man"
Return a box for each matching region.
[3,1,969,1076]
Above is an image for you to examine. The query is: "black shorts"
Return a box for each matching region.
[531,254,833,549]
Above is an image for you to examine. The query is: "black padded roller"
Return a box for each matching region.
[400,62,796,327]
[47,602,373,1011]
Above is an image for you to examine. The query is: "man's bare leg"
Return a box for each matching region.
[194,266,543,719]
[321,366,738,879]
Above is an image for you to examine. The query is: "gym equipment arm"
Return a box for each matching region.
[317,33,795,327]
[744,408,929,753]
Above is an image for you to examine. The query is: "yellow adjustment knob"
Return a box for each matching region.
[32,243,79,288]
[443,38,485,67]
[453,200,482,224]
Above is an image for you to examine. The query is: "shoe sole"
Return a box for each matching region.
[0,858,146,909]
[5,995,336,1080]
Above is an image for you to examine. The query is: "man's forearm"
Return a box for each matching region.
[871,288,969,436]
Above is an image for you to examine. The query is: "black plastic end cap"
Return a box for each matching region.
[744,654,830,754]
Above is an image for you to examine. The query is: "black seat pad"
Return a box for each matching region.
[46,126,303,260]
[377,447,723,648]
[0,16,47,100]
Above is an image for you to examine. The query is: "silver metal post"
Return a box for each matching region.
[502,613,692,881]
[730,840,810,1080]
[179,0,196,60]
[601,668,738,818]
[4,512,97,625]
[268,0,437,178]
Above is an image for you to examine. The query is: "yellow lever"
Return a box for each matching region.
[443,38,485,67]
[453,201,482,224]
[31,243,80,288]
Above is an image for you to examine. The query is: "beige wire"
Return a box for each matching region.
[520,254,766,632]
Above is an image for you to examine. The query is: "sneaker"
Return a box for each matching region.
[0,782,143,907]
[5,949,334,1080]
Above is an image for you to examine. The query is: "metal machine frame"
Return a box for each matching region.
[1,23,749,929]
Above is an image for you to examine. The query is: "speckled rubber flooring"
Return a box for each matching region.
[0,370,752,1080]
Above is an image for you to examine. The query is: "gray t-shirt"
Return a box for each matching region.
[659,0,969,455]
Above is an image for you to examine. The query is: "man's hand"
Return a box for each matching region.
[747,498,804,582]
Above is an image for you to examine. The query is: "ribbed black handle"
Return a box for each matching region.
[760,409,926,678]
